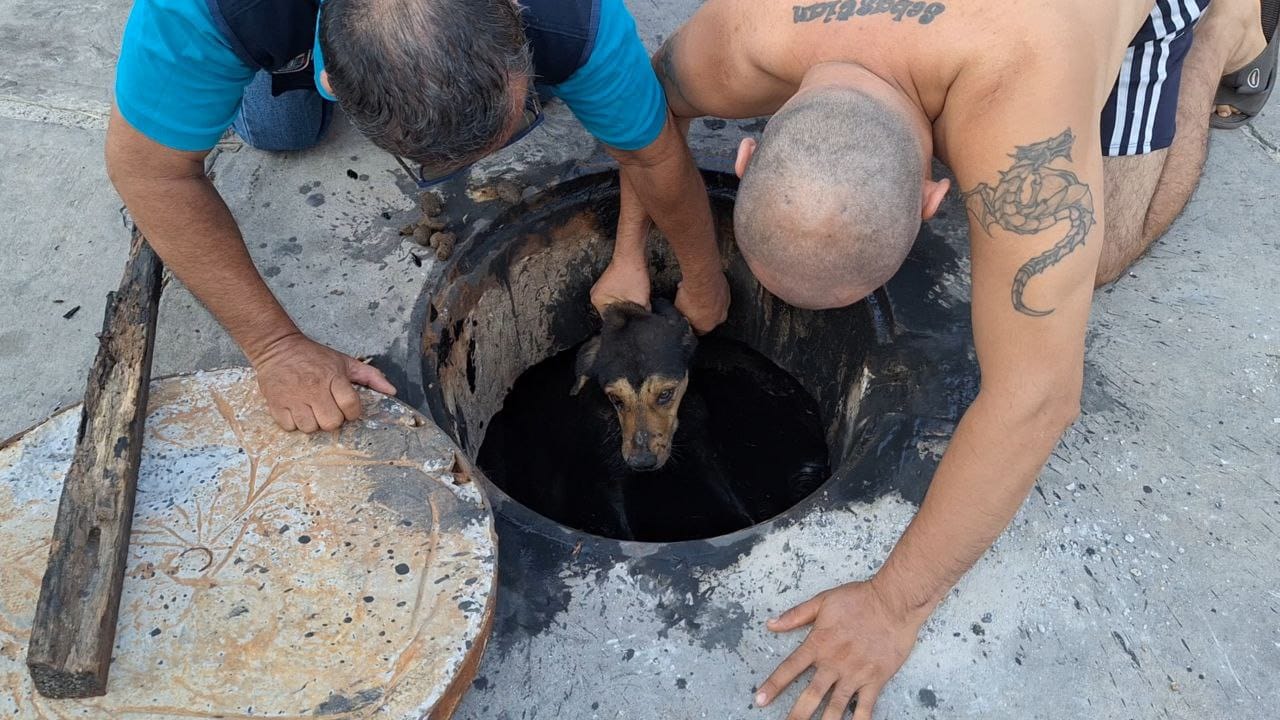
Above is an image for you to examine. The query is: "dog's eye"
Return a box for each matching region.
[656,389,674,405]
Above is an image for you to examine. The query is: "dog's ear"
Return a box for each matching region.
[601,301,647,331]
[650,299,698,361]
[571,336,601,395]
[652,299,697,359]
[679,320,697,362]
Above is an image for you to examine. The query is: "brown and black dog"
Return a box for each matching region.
[478,298,827,540]
[572,299,697,471]
[568,299,759,539]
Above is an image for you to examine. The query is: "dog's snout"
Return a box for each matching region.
[627,450,659,471]
[633,430,650,448]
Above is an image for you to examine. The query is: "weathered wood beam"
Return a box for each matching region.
[26,228,164,698]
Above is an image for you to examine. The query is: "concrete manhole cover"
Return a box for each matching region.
[0,368,495,719]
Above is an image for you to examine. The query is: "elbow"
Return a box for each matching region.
[104,128,127,190]
[104,121,150,194]
[1038,391,1081,436]
[104,110,139,190]
[608,114,686,171]
[610,146,648,169]
[104,108,206,192]
[982,382,1082,440]
[610,141,667,171]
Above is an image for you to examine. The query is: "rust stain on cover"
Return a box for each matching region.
[0,368,496,719]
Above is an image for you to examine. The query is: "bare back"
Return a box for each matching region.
[662,0,1158,164]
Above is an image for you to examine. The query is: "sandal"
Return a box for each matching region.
[1211,0,1280,129]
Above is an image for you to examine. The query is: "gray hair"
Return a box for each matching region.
[319,0,532,167]
[734,88,924,309]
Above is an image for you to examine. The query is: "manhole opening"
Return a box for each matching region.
[421,172,888,543]
[476,336,829,541]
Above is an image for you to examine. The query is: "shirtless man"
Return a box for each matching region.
[615,0,1275,716]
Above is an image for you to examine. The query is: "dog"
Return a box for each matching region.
[479,299,830,541]
[570,300,763,540]
[572,299,697,471]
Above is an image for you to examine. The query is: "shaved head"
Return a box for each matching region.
[734,88,924,309]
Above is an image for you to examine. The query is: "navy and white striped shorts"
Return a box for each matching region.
[1101,0,1213,156]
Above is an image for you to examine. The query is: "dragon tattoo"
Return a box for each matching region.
[961,128,1096,317]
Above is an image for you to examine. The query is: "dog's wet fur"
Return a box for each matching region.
[573,300,696,471]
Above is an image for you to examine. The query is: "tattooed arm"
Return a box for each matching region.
[872,86,1105,622]
[751,80,1107,717]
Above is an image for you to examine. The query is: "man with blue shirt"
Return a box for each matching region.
[107,0,729,433]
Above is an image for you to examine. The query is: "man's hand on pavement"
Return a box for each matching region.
[675,267,729,334]
[756,580,926,720]
[251,333,397,433]
[591,257,652,314]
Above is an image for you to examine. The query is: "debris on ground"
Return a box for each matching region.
[431,232,456,261]
[399,191,454,261]
[420,191,444,217]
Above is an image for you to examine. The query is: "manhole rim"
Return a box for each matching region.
[406,168,976,554]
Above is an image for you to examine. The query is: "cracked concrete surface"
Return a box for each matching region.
[1,0,1277,718]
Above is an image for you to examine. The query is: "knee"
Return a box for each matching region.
[1094,260,1126,288]
[235,126,325,152]
[233,100,333,152]
[233,73,334,152]
[1094,228,1139,287]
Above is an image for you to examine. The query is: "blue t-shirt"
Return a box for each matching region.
[115,0,667,153]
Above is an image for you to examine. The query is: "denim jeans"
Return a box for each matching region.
[231,71,334,152]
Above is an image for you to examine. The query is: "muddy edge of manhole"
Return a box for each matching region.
[409,170,977,555]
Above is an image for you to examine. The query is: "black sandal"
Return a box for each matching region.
[1211,0,1280,129]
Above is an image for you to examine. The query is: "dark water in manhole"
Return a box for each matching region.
[477,335,830,541]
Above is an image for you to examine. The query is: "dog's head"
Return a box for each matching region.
[572,299,697,471]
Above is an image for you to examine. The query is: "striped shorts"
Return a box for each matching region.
[1101,0,1213,156]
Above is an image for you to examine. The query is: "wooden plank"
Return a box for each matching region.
[26,228,164,698]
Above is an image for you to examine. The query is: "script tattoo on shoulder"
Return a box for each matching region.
[960,128,1097,317]
[792,0,947,26]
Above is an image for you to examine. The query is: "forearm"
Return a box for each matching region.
[612,171,651,268]
[611,115,719,281]
[110,167,299,361]
[611,116,698,262]
[872,390,1078,617]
